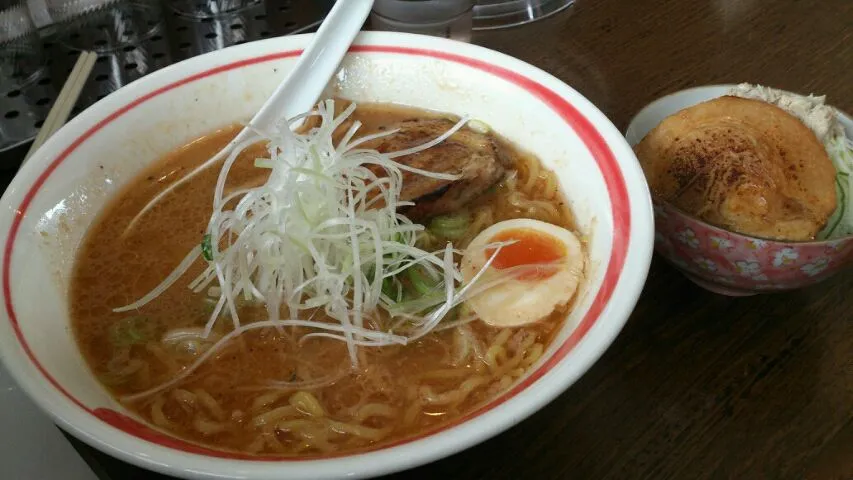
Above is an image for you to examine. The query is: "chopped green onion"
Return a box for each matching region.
[254,158,274,169]
[381,277,396,298]
[406,265,439,296]
[819,135,853,239]
[467,119,490,134]
[201,234,213,261]
[821,176,846,238]
[109,316,155,347]
[429,212,471,240]
[201,297,217,317]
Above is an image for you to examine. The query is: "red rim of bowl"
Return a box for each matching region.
[2,45,631,462]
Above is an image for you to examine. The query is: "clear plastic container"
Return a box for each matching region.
[371,0,475,42]
[473,0,575,30]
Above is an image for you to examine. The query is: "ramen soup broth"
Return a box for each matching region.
[71,102,580,456]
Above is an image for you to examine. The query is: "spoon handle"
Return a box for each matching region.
[248,0,375,136]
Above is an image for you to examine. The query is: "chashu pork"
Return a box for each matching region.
[362,118,511,221]
[635,96,837,241]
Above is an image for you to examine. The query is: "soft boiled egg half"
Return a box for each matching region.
[461,219,584,327]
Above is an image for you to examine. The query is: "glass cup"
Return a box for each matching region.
[371,0,475,42]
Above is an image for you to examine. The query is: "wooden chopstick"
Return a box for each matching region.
[22,51,98,166]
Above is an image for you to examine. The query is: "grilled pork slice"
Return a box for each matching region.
[635,96,837,241]
[364,118,510,221]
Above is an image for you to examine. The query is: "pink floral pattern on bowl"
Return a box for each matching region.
[653,202,853,296]
[626,83,853,296]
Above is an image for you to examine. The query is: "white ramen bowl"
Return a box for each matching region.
[0,32,653,479]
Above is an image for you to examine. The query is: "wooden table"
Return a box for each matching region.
[4,0,852,478]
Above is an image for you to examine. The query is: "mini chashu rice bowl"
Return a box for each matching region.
[0,32,652,480]
[626,84,853,296]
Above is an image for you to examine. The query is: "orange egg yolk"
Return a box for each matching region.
[484,228,567,280]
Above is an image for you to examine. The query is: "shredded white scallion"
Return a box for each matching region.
[115,99,515,384]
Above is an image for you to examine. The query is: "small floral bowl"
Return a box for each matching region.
[627,85,853,296]
[651,202,853,295]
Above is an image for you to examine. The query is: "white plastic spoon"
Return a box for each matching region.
[124,0,374,235]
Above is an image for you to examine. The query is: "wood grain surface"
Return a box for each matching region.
[6,0,852,479]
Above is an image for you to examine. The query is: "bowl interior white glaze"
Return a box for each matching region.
[0,32,652,479]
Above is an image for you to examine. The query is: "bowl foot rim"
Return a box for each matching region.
[682,272,758,297]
